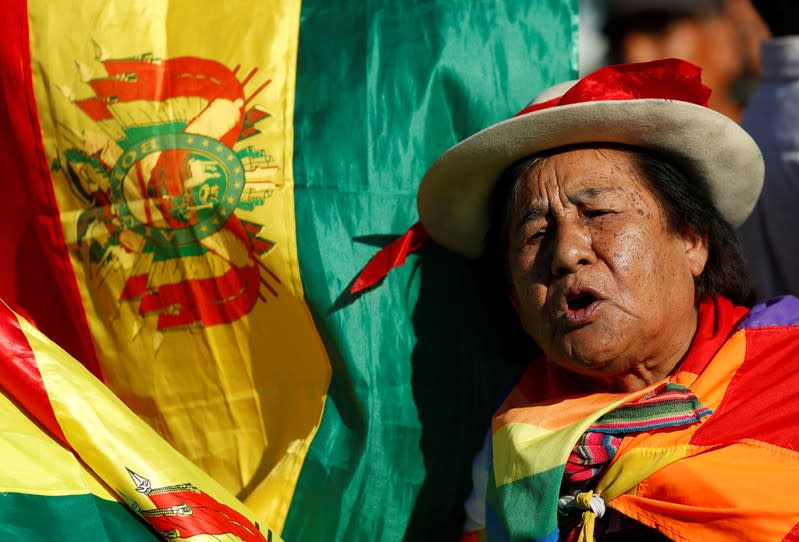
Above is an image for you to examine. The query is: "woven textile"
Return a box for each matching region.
[563,383,711,491]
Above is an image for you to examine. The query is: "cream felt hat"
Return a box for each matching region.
[416,58,764,259]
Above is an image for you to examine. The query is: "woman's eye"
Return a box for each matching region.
[584,209,611,219]
[527,229,547,244]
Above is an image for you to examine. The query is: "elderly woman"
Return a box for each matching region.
[414,59,799,541]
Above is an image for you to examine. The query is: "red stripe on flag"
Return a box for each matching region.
[0,302,70,448]
[0,0,103,379]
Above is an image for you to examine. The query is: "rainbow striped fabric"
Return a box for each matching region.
[485,295,799,541]
[563,382,712,491]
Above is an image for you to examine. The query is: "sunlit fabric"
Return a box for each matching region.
[485,296,799,541]
[0,0,577,539]
[287,1,576,539]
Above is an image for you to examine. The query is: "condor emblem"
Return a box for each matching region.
[55,44,282,343]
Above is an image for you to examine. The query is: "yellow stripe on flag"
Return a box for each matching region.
[597,444,691,501]
[0,389,116,500]
[27,0,331,531]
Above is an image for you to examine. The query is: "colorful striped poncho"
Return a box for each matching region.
[475,295,799,541]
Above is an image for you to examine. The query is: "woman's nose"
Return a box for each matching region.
[549,220,596,277]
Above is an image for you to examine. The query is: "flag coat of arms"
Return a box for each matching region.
[0,0,577,539]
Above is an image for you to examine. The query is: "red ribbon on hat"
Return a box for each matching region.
[350,222,430,294]
[516,58,711,117]
[350,59,710,295]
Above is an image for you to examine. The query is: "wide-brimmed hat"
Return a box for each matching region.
[416,58,764,259]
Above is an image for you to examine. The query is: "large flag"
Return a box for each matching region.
[0,0,577,539]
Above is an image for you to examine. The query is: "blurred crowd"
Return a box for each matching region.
[580,0,768,121]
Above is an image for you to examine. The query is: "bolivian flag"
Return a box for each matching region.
[0,0,577,539]
[0,300,280,541]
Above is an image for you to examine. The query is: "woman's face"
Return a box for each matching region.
[506,147,708,392]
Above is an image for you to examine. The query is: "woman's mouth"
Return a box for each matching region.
[561,289,602,324]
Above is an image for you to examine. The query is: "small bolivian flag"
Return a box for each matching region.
[0,0,577,539]
[0,300,281,541]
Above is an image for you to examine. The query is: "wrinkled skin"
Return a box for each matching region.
[507,147,709,392]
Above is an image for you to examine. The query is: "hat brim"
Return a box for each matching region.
[417,98,764,259]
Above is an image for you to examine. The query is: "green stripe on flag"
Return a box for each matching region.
[0,493,158,541]
[287,1,577,539]
[487,466,565,541]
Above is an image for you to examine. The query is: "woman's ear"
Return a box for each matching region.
[506,276,521,313]
[682,228,709,278]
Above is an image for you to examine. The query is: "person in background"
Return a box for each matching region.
[601,0,767,121]
[737,0,799,299]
